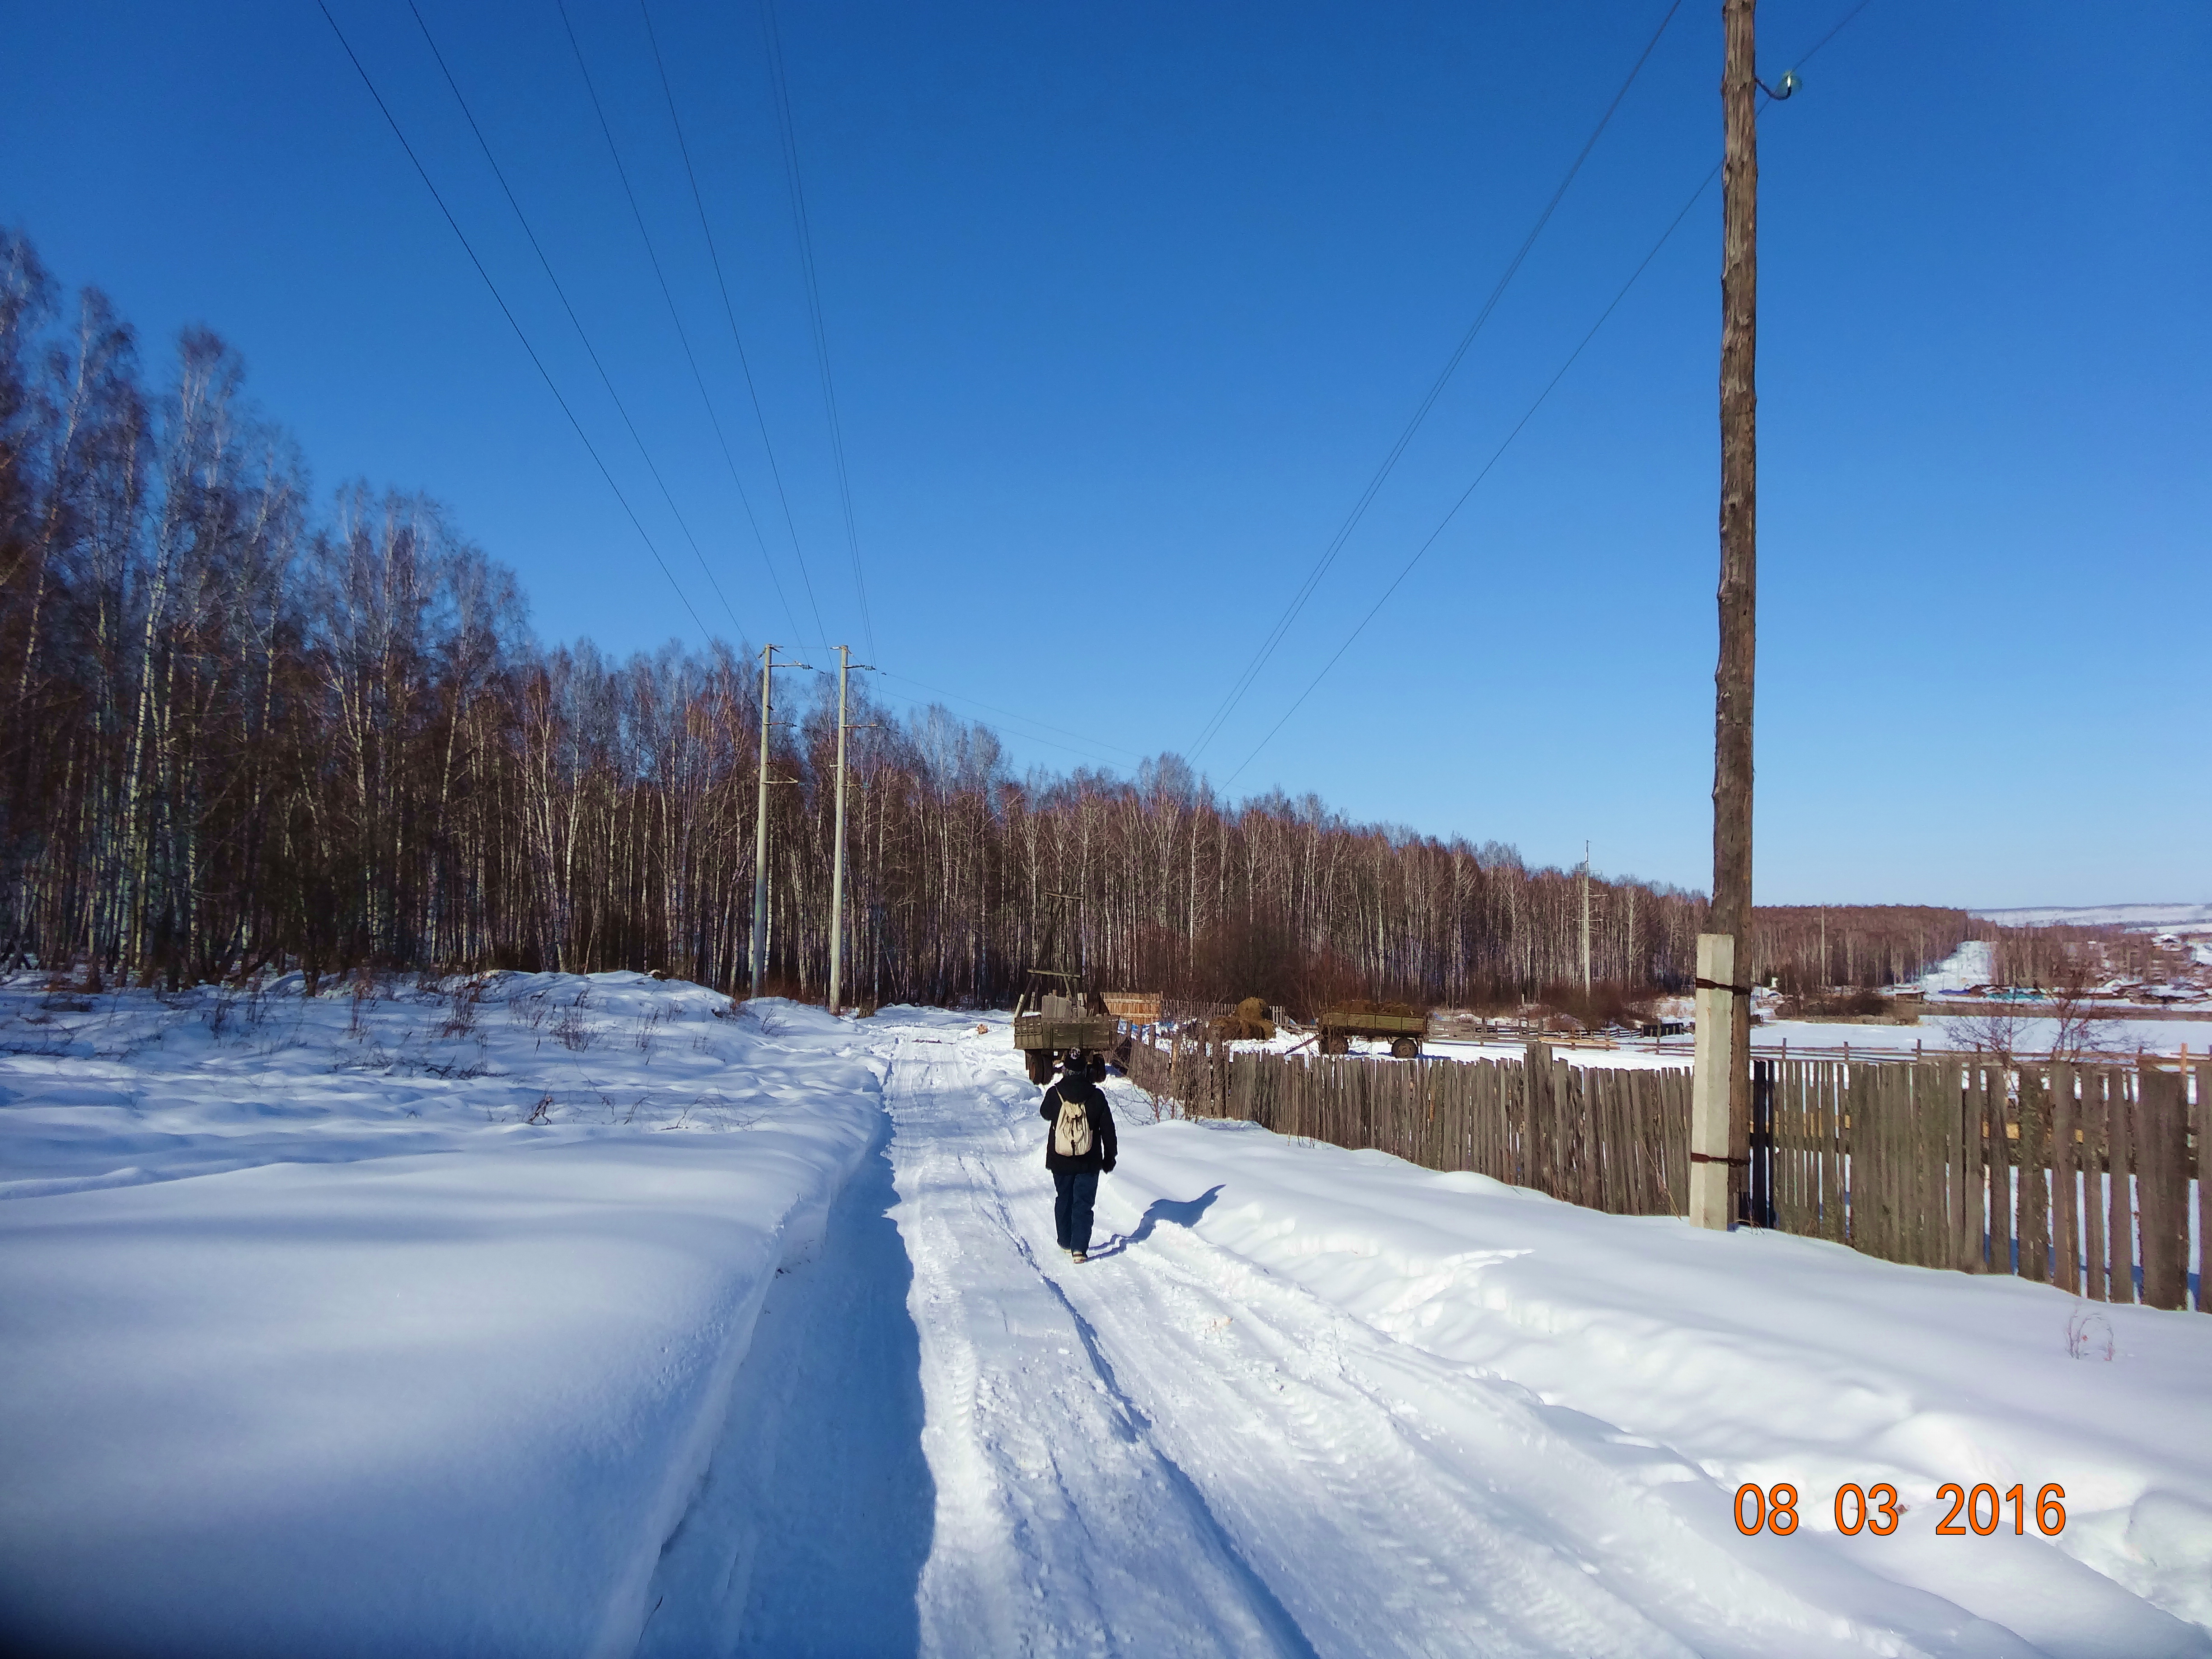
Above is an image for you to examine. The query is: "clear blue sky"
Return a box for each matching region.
[6,1,2205,907]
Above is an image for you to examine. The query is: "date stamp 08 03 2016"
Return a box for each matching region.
[1734,1482,2068,1538]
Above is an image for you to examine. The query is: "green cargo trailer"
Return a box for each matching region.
[1317,1007,1429,1058]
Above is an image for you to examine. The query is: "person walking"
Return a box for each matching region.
[1041,1051,1116,1262]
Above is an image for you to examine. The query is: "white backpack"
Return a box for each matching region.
[1053,1086,1094,1158]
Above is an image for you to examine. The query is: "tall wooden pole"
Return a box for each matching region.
[1696,0,1759,1226]
[749,644,776,994]
[1580,842,1592,996]
[828,645,851,1015]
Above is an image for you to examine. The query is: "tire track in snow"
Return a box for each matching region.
[1044,1156,1701,1655]
[886,1025,1672,1657]
[886,1019,2031,1659]
[887,1033,1315,1658]
[1061,1189,1871,1658]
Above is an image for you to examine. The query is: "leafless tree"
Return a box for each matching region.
[0,232,1832,1012]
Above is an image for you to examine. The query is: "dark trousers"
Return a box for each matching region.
[1053,1168,1099,1251]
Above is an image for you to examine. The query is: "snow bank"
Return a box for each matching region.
[1097,1099,2212,1653]
[0,976,882,1658]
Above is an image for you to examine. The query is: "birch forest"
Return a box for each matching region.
[0,234,1977,1009]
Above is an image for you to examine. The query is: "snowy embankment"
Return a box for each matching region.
[0,975,881,1658]
[1096,1117,2212,1652]
[9,989,2211,1657]
[922,1016,2212,1656]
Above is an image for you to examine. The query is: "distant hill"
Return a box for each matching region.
[1971,903,2212,932]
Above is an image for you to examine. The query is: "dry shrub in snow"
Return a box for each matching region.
[2067,1312,2115,1362]
[552,1006,594,1052]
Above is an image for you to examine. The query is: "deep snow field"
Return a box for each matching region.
[3,973,2210,1658]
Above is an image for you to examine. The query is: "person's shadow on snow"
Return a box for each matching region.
[1090,1185,1223,1258]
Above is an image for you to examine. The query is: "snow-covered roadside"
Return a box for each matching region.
[1098,1123,2212,1645]
[1077,1095,2212,1652]
[856,1014,2212,1656]
[0,975,883,1658]
[11,985,2210,1657]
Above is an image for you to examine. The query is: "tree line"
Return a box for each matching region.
[1,231,1982,1012]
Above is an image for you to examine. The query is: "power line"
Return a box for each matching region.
[1788,0,1879,71]
[403,0,794,649]
[1218,0,1884,791]
[314,11,1126,782]
[760,0,876,660]
[636,0,826,656]
[1223,167,1716,788]
[331,0,1875,801]
[555,0,835,651]
[873,670,1143,758]
[863,679,1131,770]
[314,0,712,642]
[1185,0,1686,765]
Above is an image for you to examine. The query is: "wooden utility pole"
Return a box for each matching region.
[749,646,777,995]
[1580,842,1592,996]
[827,645,873,1016]
[1693,0,1760,1228]
[748,644,808,996]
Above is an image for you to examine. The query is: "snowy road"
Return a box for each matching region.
[753,1009,2212,1659]
[885,1024,1694,1658]
[6,980,2208,1657]
[894,1033,1314,1657]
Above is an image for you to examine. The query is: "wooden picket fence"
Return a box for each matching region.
[1124,1032,2207,1311]
[1762,1055,2206,1309]
[1125,1033,1691,1216]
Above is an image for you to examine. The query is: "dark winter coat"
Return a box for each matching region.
[1040,1077,1117,1174]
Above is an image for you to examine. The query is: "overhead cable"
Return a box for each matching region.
[864,680,1132,770]
[1789,0,1879,72]
[556,0,835,651]
[1218,0,1884,790]
[1184,0,1686,765]
[404,0,794,648]
[760,0,876,660]
[1223,166,1718,788]
[874,670,1143,758]
[314,0,712,642]
[636,0,826,656]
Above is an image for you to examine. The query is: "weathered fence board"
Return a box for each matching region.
[2083,1066,2108,1302]
[2197,1058,2211,1317]
[2138,1063,2188,1311]
[2019,1069,2049,1282]
[1123,1035,2200,1310]
[1955,1061,1990,1275]
[2051,1065,2078,1295]
[2106,1066,2128,1303]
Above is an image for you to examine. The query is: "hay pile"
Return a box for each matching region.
[1204,996,1277,1042]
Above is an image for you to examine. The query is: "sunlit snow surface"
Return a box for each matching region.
[3,979,2209,1657]
[0,974,882,1658]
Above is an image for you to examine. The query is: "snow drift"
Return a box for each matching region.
[0,975,881,1658]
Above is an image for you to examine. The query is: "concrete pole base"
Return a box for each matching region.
[1688,932,1739,1231]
